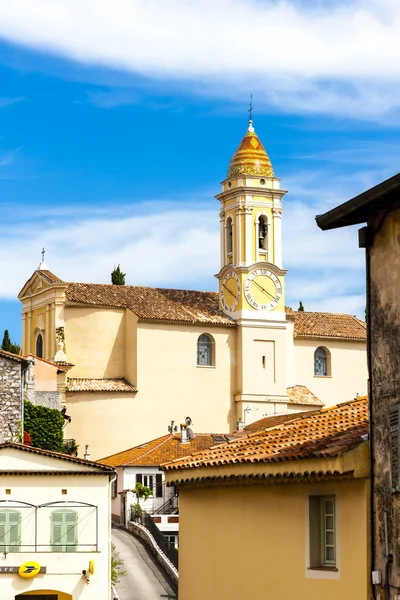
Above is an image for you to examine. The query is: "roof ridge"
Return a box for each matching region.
[99,434,172,463]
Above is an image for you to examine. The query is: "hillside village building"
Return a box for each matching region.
[18,119,367,460]
[164,397,371,600]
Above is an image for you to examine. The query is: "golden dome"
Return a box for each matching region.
[227,122,274,179]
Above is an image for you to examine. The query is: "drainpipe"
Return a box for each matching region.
[365,239,376,595]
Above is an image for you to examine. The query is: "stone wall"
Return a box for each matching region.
[0,355,22,442]
[27,390,61,410]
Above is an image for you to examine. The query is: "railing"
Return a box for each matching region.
[154,494,179,515]
[133,512,178,569]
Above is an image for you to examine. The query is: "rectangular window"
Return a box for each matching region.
[155,474,163,498]
[112,476,118,499]
[0,510,21,553]
[309,496,336,569]
[51,510,78,552]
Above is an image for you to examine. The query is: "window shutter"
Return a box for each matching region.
[0,512,7,551]
[136,474,142,484]
[8,511,21,552]
[51,511,64,552]
[390,405,400,491]
[156,474,163,498]
[65,511,77,552]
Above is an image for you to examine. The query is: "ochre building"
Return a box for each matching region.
[19,118,367,459]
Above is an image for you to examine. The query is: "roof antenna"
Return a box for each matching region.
[248,94,254,133]
[38,247,48,271]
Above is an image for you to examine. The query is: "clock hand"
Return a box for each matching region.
[222,283,237,300]
[251,279,275,301]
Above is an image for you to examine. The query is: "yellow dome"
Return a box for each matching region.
[227,124,274,179]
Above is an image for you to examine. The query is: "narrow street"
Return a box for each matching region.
[112,527,177,600]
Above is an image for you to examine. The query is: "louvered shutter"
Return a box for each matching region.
[65,510,77,552]
[156,474,163,498]
[136,474,142,484]
[0,512,7,552]
[8,511,21,552]
[390,405,400,491]
[51,511,64,552]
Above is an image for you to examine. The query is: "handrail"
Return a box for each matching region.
[154,494,178,515]
[133,512,178,569]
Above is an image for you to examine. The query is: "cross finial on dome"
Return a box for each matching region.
[248,94,255,132]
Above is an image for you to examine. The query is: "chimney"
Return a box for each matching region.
[84,445,91,460]
[180,424,189,444]
[237,419,244,431]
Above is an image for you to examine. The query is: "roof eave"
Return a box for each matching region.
[316,172,400,231]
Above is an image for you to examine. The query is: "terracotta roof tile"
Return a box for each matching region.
[67,378,137,392]
[65,283,234,326]
[164,396,368,470]
[287,385,324,406]
[244,409,321,432]
[0,350,26,363]
[38,270,65,284]
[287,309,366,341]
[99,433,233,468]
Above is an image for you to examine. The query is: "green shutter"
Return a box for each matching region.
[51,510,77,552]
[0,511,21,553]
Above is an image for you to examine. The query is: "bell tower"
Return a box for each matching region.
[216,116,289,423]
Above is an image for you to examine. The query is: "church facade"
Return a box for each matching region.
[18,120,367,459]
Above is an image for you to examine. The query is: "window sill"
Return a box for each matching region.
[308,566,338,572]
[196,365,216,369]
[313,375,332,379]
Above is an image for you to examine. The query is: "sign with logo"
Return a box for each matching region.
[0,563,46,577]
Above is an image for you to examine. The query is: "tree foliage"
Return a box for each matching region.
[111,265,126,285]
[1,330,20,354]
[24,401,65,452]
[111,542,126,585]
[132,482,152,502]
[298,301,305,312]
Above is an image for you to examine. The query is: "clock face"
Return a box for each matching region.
[244,269,282,311]
[220,270,241,312]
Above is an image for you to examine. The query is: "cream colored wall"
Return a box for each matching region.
[65,391,138,459]
[66,322,236,460]
[136,322,237,436]
[0,472,111,600]
[178,479,369,600]
[124,309,138,385]
[64,307,125,378]
[292,339,367,407]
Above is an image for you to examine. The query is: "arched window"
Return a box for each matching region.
[36,333,43,358]
[51,509,78,552]
[226,217,233,256]
[314,347,330,377]
[258,216,268,250]
[197,334,215,366]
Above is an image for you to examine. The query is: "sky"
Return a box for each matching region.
[1,0,400,344]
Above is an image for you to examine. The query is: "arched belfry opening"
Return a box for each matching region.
[226,216,233,262]
[258,215,268,251]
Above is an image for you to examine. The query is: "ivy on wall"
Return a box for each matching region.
[24,401,65,452]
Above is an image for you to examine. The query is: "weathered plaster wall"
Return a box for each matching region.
[0,355,22,442]
[369,208,400,593]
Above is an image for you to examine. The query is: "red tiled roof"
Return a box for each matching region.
[287,309,366,341]
[164,396,368,471]
[65,283,234,327]
[287,385,324,407]
[38,270,65,284]
[99,433,233,468]
[0,350,26,363]
[244,409,321,432]
[67,378,137,392]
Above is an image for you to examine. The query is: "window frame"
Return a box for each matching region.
[197,334,215,367]
[308,495,337,571]
[314,346,330,377]
[321,496,336,567]
[35,333,43,359]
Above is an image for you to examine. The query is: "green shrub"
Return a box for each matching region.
[24,401,64,452]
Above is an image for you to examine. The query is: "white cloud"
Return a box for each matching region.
[0,190,366,317]
[1,0,400,118]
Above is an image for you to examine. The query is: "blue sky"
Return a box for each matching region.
[1,0,400,344]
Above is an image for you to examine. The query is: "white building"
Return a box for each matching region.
[0,442,115,600]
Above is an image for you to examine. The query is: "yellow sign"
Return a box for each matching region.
[89,559,95,575]
[18,562,41,579]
